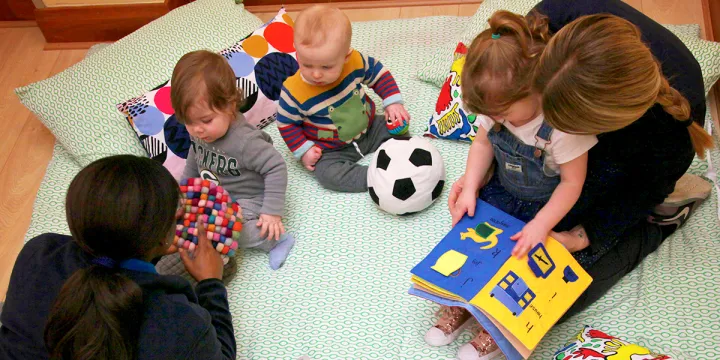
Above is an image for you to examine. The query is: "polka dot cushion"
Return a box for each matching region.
[116,8,298,179]
[176,178,242,256]
[15,0,263,169]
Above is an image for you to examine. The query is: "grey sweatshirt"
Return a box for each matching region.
[182,115,288,216]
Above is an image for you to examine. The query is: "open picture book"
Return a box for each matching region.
[410,200,593,359]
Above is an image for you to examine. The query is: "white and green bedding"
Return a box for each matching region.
[21,8,720,360]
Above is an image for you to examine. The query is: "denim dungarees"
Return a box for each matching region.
[478,121,560,223]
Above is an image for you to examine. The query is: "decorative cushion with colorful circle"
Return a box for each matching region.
[553,326,675,360]
[116,8,298,179]
[176,178,242,256]
[424,42,479,143]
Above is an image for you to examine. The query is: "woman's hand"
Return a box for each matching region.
[257,214,286,241]
[551,225,590,253]
[179,218,223,281]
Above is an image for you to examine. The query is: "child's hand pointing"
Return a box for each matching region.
[510,220,551,259]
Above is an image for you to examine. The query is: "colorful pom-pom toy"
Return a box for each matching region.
[175,178,242,256]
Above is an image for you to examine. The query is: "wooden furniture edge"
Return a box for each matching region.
[34,0,192,43]
[0,20,36,27]
[1,0,35,20]
[43,41,112,50]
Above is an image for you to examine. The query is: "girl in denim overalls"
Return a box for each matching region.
[421,11,598,360]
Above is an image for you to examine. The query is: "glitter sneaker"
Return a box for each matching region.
[456,329,503,360]
[424,306,473,347]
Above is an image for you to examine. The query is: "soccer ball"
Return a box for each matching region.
[367,137,446,215]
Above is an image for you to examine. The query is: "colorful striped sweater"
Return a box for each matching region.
[277,50,403,159]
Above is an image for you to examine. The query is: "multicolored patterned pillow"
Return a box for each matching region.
[424,43,478,142]
[554,326,674,360]
[116,8,298,179]
[15,0,263,168]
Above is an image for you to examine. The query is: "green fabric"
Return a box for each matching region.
[665,25,720,94]
[664,23,701,38]
[416,3,720,95]
[23,15,720,360]
[15,0,263,167]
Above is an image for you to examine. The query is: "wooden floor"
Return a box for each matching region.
[0,0,716,301]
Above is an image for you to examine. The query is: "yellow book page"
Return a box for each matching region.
[468,237,592,350]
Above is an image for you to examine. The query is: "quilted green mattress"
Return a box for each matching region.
[24,16,720,359]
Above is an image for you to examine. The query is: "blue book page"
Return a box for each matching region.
[410,200,526,301]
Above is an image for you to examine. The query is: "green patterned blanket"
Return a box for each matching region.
[24,16,720,359]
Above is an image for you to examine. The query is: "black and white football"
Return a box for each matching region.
[367,137,446,215]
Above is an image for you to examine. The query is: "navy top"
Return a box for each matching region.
[532,0,706,261]
[0,233,236,360]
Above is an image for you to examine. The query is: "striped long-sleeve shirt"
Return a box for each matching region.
[276,50,403,159]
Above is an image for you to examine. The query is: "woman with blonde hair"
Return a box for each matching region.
[444,0,713,358]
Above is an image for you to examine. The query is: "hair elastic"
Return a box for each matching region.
[92,256,117,268]
[491,33,501,40]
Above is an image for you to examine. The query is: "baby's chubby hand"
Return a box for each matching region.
[385,103,410,126]
[257,214,286,241]
[301,146,323,171]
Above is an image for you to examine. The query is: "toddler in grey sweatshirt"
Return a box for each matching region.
[172,50,295,270]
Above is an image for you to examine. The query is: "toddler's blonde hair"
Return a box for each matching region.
[294,5,352,52]
[533,14,713,158]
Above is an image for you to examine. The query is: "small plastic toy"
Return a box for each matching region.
[175,178,241,256]
[387,117,409,136]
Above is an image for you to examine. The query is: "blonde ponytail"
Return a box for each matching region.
[688,122,714,158]
[656,77,691,122]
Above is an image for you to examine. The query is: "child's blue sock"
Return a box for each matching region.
[268,233,296,270]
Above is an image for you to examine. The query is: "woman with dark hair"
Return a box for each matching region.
[0,155,235,360]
